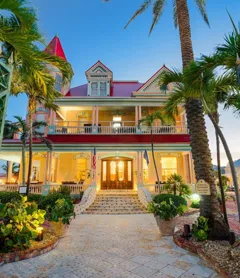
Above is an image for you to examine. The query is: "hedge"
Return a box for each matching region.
[0,192,22,204]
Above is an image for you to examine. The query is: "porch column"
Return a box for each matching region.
[92,106,96,126]
[135,106,139,126]
[48,152,53,184]
[138,106,142,121]
[137,151,143,187]
[44,152,49,184]
[91,149,97,187]
[7,161,13,183]
[96,106,99,126]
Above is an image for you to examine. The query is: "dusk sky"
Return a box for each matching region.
[6,0,240,166]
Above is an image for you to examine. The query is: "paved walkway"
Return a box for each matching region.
[0,215,219,278]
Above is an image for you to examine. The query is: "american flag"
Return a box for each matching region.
[92,147,96,170]
[144,150,149,165]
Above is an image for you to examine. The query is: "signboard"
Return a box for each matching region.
[196,179,211,195]
[19,186,27,194]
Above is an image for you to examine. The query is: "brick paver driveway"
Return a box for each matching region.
[0,215,219,278]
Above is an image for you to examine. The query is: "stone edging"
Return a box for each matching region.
[173,231,230,277]
[0,238,58,266]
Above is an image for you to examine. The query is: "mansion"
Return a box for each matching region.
[0,36,194,193]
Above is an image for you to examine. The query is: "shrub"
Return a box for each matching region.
[39,192,71,210]
[56,185,71,196]
[163,174,191,197]
[0,196,46,251]
[148,198,187,220]
[153,194,187,207]
[0,192,22,204]
[191,200,200,208]
[49,198,75,224]
[28,194,44,205]
[192,216,209,241]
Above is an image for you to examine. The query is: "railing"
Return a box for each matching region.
[0,183,90,195]
[52,120,188,135]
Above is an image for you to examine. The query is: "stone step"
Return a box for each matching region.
[88,206,145,210]
[83,211,148,215]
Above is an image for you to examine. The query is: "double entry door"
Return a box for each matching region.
[101,157,133,190]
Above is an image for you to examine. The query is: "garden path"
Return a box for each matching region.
[0,214,219,278]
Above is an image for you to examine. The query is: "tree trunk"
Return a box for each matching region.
[151,128,160,192]
[213,112,229,227]
[22,143,26,186]
[176,0,229,237]
[26,100,34,196]
[208,113,240,222]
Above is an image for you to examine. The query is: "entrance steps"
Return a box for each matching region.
[83,191,148,215]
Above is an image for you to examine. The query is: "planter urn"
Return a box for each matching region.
[155,215,176,236]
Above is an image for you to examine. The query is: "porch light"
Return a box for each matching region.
[36,227,44,241]
[113,116,122,122]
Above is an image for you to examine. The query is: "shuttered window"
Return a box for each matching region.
[91,82,98,96]
[90,81,108,96]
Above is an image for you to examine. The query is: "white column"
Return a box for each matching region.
[92,107,96,126]
[96,106,99,126]
[48,152,53,184]
[140,151,143,186]
[135,106,138,126]
[44,153,49,184]
[138,106,142,121]
[7,161,13,183]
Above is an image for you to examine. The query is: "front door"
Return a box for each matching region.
[101,157,133,190]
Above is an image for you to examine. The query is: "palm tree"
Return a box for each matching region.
[1,162,19,183]
[139,110,172,191]
[104,1,230,236]
[5,116,52,189]
[160,64,239,235]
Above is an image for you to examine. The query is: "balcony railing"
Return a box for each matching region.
[50,121,188,135]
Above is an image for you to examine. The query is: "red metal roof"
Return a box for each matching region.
[45,36,67,61]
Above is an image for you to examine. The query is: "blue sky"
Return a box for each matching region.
[5,0,240,165]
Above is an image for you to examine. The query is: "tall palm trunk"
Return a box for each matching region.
[151,128,160,192]
[208,113,240,222]
[26,99,34,196]
[213,112,229,227]
[176,0,229,236]
[22,143,26,186]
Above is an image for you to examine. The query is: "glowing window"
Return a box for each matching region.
[161,157,177,181]
[77,158,87,183]
[113,116,122,122]
[128,161,132,181]
[143,159,149,182]
[110,161,117,181]
[103,161,107,181]
[118,161,124,181]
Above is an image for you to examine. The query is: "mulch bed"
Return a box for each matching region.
[174,230,240,277]
[0,227,58,266]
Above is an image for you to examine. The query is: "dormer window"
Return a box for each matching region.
[89,81,109,96]
[86,61,113,97]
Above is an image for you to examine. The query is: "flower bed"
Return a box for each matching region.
[0,228,58,266]
[174,230,240,277]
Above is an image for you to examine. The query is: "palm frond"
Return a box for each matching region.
[164,88,185,115]
[172,0,178,28]
[195,0,210,27]
[227,10,239,35]
[149,0,166,35]
[124,0,153,29]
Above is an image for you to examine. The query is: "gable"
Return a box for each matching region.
[85,61,113,80]
[137,65,171,93]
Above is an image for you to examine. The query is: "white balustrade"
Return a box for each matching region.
[53,120,188,135]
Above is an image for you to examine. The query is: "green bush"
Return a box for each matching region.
[148,198,187,220]
[39,192,71,210]
[192,216,209,241]
[191,200,200,208]
[0,191,22,204]
[28,194,44,205]
[49,198,75,224]
[153,194,187,207]
[0,196,46,252]
[163,174,191,197]
[56,185,71,196]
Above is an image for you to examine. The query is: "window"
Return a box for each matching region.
[32,161,40,181]
[89,81,108,96]
[36,114,45,133]
[161,157,177,181]
[76,158,87,183]
[110,161,117,181]
[118,161,124,181]
[103,161,107,181]
[143,159,149,182]
[128,161,132,181]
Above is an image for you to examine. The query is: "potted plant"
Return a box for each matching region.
[148,198,186,236]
